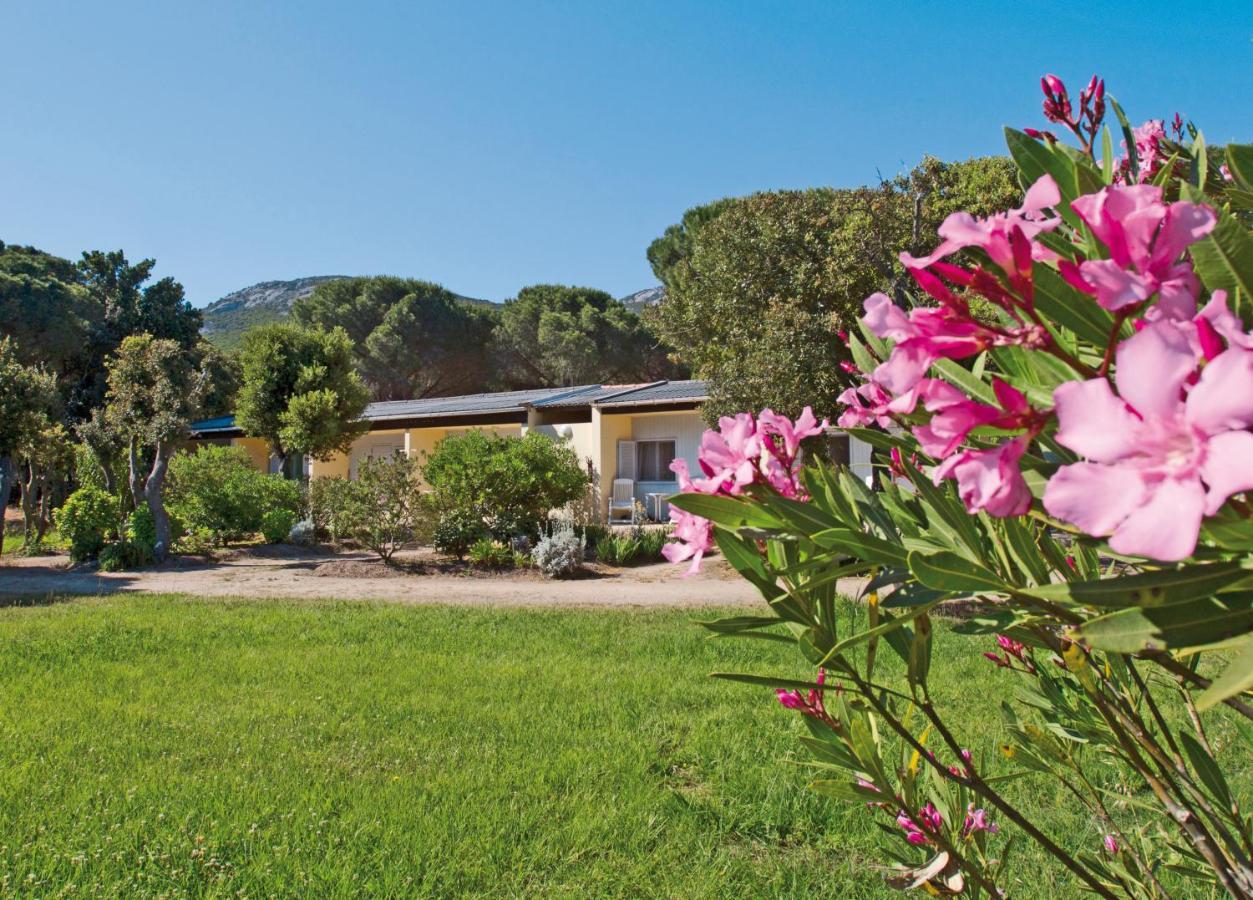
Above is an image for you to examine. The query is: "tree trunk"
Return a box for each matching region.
[36,473,51,544]
[0,454,11,559]
[127,437,146,509]
[144,441,173,563]
[19,459,37,549]
[97,446,117,495]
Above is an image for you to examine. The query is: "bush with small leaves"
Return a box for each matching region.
[126,505,184,559]
[287,519,316,547]
[432,507,488,560]
[97,540,150,572]
[56,487,118,562]
[261,508,297,544]
[167,446,301,544]
[531,522,584,579]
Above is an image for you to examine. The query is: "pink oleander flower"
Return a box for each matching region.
[1063,183,1216,319]
[1123,119,1169,182]
[699,413,761,493]
[776,668,827,718]
[1197,291,1253,352]
[1104,834,1120,854]
[997,634,1025,658]
[900,174,1062,275]
[661,458,720,575]
[963,805,998,837]
[897,803,945,845]
[860,294,997,396]
[1040,74,1072,123]
[912,378,1043,461]
[1043,320,1253,561]
[665,408,828,574]
[933,434,1033,518]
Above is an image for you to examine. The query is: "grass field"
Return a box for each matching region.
[0,595,1246,897]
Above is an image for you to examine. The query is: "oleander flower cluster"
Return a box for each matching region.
[665,72,1253,897]
[837,168,1253,561]
[662,407,828,573]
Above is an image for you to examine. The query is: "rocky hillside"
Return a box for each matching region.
[620,285,665,313]
[200,276,347,350]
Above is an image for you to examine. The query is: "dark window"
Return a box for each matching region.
[637,439,677,481]
[827,434,851,466]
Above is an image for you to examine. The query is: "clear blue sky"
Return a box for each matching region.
[3,1,1249,307]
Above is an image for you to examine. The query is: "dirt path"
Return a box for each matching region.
[0,547,769,608]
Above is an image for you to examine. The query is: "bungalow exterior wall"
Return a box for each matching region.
[195,381,876,523]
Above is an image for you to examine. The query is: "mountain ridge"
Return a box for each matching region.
[201,276,666,349]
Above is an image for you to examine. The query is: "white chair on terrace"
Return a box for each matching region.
[609,478,635,523]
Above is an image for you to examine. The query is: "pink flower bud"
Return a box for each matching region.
[1103,834,1120,854]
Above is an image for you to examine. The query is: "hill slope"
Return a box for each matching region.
[201,277,347,350]
[201,276,495,350]
[202,278,664,349]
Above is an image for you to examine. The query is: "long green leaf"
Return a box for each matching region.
[1004,128,1081,227]
[908,550,1006,594]
[1226,143,1253,190]
[668,493,780,529]
[1196,635,1253,710]
[1077,595,1253,653]
[1023,561,1252,609]
[810,528,908,566]
[820,602,940,665]
[1182,182,1253,314]
[1033,266,1116,347]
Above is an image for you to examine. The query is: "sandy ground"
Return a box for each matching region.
[0,545,773,608]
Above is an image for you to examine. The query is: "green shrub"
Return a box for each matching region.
[432,507,488,560]
[342,455,426,561]
[635,527,672,560]
[126,505,185,558]
[466,537,514,569]
[423,431,587,540]
[595,533,642,566]
[592,527,673,566]
[97,540,150,572]
[261,508,297,544]
[167,445,301,544]
[308,476,356,542]
[56,487,118,562]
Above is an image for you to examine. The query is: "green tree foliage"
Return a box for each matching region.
[292,276,497,401]
[1,243,204,422]
[0,242,95,387]
[73,250,202,419]
[0,337,60,556]
[167,445,302,546]
[235,323,370,464]
[647,156,1019,420]
[422,431,588,540]
[104,335,201,562]
[495,284,683,387]
[191,341,242,418]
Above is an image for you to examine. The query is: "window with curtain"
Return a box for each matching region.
[636,439,677,481]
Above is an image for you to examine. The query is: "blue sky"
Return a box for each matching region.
[3,1,1249,307]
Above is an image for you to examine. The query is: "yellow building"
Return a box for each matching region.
[189,380,874,522]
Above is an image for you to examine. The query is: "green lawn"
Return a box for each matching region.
[0,596,1246,897]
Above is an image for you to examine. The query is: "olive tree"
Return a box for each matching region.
[104,335,200,562]
[0,338,58,556]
